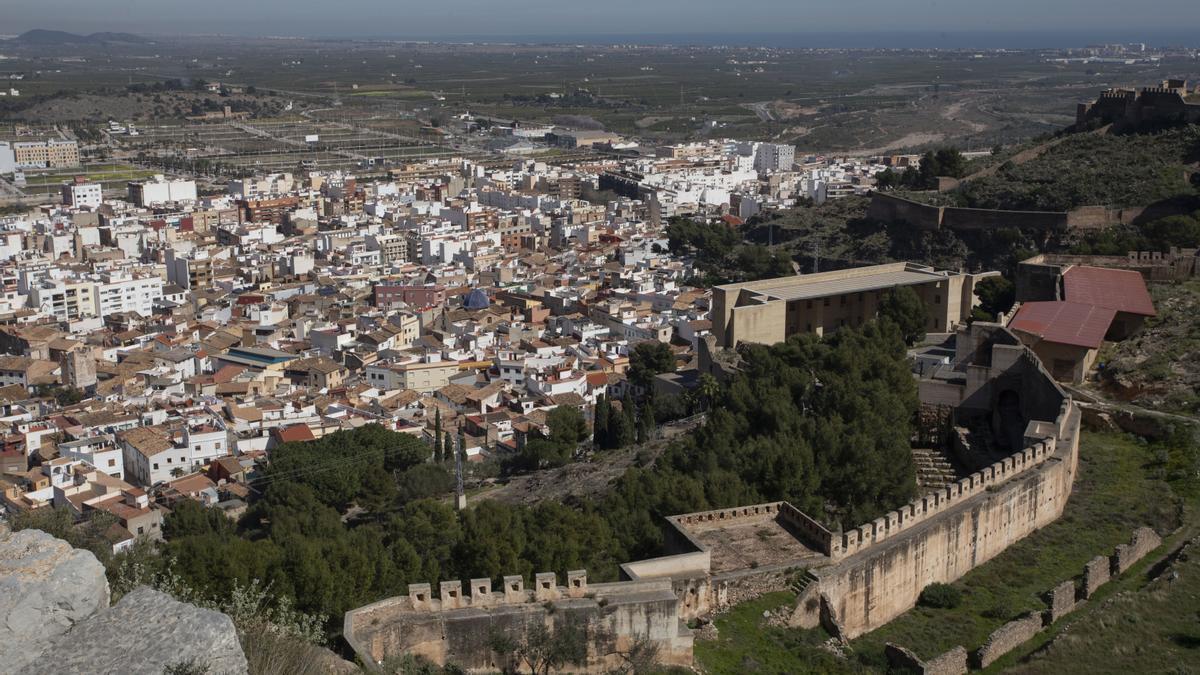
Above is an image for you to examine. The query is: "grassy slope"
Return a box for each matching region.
[1004,537,1200,674]
[694,592,863,675]
[1096,280,1200,415]
[694,431,1196,673]
[950,126,1200,212]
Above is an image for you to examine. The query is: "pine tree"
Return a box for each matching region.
[593,394,610,449]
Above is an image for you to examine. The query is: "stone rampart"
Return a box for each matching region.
[868,191,1178,235]
[866,192,944,230]
[344,573,693,673]
[975,613,1043,668]
[940,206,1067,232]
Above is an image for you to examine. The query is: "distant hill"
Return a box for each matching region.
[9,29,149,46]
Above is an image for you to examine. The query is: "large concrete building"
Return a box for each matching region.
[11,140,80,169]
[712,262,991,347]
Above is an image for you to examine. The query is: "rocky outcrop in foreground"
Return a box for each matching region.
[0,528,110,671]
[0,527,248,675]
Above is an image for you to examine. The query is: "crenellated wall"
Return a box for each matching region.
[816,403,1078,638]
[344,572,694,673]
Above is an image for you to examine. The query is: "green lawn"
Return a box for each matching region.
[694,592,863,675]
[695,431,1197,673]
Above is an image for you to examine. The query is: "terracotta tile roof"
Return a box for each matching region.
[1010,301,1117,349]
[273,424,315,443]
[1063,266,1156,317]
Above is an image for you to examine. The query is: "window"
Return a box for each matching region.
[137,526,144,535]
[153,463,159,470]
[823,298,830,307]
[194,445,201,452]
[806,300,813,309]
[934,294,941,304]
[166,457,172,464]
[107,459,116,467]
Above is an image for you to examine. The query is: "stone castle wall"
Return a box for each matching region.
[866,191,1174,236]
[343,573,694,673]
[817,403,1078,638]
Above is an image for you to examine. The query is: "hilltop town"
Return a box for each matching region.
[1,27,1199,675]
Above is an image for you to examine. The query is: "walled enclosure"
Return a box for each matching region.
[344,324,1081,670]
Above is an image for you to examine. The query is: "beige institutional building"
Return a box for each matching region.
[712,262,993,347]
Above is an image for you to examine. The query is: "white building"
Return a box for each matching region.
[127,176,198,206]
[58,435,124,480]
[29,279,97,322]
[754,143,796,172]
[62,182,103,209]
[94,273,163,318]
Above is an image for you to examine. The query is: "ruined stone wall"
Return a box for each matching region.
[1083,555,1110,597]
[1114,527,1162,574]
[975,613,1043,668]
[885,643,969,675]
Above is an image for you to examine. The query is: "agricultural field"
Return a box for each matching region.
[3,34,1198,152]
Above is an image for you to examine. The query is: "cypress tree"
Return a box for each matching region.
[593,394,610,449]
[433,408,443,462]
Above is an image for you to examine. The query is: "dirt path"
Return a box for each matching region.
[471,414,705,506]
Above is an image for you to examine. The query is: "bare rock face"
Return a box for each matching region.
[0,528,110,673]
[25,587,248,675]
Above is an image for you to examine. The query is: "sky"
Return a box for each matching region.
[4,0,1200,45]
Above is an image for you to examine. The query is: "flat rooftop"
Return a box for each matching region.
[752,269,945,302]
[684,514,828,574]
[717,262,955,303]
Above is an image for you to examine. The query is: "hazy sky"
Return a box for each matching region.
[5,0,1200,41]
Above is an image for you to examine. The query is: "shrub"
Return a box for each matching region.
[918,583,962,609]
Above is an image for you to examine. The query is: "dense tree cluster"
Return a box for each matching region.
[510,405,589,470]
[88,322,919,638]
[598,321,920,559]
[666,217,793,285]
[972,276,1016,321]
[875,148,968,191]
[1072,210,1200,255]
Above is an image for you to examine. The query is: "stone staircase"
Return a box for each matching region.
[912,446,959,493]
[788,569,818,597]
